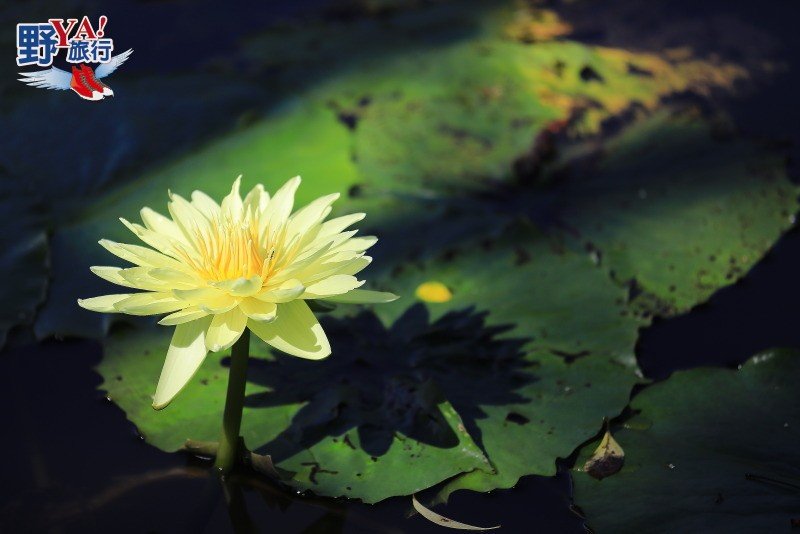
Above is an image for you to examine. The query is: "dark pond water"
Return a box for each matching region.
[2,0,799,532]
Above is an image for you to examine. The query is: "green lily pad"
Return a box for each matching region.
[32,0,753,340]
[249,1,747,194]
[572,349,800,533]
[554,110,799,315]
[0,183,48,349]
[369,224,644,500]
[99,312,498,503]
[97,224,643,501]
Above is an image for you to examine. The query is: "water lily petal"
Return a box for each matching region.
[287,193,340,238]
[168,193,212,250]
[117,266,177,291]
[191,190,221,220]
[262,176,301,235]
[90,266,137,288]
[239,298,277,321]
[317,213,365,239]
[210,275,263,297]
[254,279,305,303]
[205,307,247,352]
[114,292,187,316]
[77,293,133,312]
[140,207,184,242]
[303,275,364,298]
[99,239,186,270]
[153,317,212,409]
[158,306,209,325]
[221,175,244,219]
[248,300,330,359]
[119,218,183,259]
[336,256,373,276]
[334,235,378,253]
[300,254,371,283]
[148,267,200,288]
[322,289,399,304]
[174,286,238,313]
[243,183,269,216]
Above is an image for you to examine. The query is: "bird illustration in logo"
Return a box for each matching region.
[17,48,133,101]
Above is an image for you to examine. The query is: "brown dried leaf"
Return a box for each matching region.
[584,428,625,480]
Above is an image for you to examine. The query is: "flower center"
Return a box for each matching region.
[178,213,271,283]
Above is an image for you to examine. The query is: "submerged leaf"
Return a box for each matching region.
[583,427,625,480]
[412,494,500,531]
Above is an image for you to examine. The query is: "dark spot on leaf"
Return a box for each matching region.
[115,375,122,381]
[550,349,591,364]
[300,462,338,485]
[579,65,604,82]
[505,412,530,425]
[343,434,356,450]
[200,379,209,386]
[337,112,359,131]
[348,184,363,198]
[626,63,653,77]
[554,60,566,77]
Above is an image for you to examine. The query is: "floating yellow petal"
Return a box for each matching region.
[415,281,453,303]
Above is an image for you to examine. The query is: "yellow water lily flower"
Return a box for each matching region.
[79,176,397,409]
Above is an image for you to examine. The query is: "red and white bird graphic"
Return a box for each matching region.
[17,48,133,101]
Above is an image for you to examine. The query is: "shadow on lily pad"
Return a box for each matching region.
[241,304,533,460]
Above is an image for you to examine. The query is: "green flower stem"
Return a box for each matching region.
[214,328,251,474]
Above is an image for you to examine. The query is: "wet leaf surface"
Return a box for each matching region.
[573,349,800,532]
